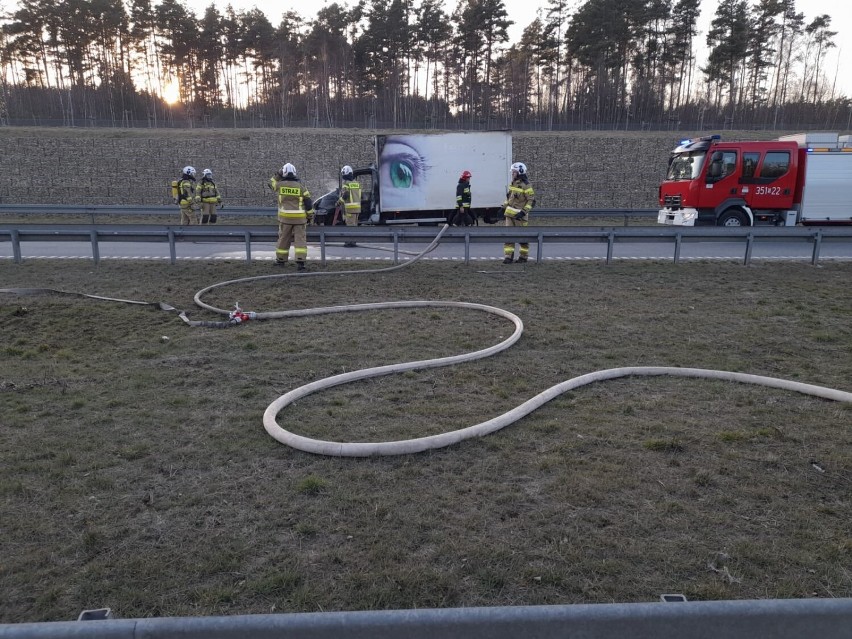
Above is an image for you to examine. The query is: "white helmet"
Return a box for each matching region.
[341,165,354,179]
[511,162,527,175]
[202,168,213,178]
[183,166,196,177]
[282,163,296,176]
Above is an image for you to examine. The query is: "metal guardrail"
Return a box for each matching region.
[1,598,851,638]
[1,224,851,266]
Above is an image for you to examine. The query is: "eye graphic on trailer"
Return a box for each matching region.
[378,137,433,210]
[380,139,428,188]
[389,158,414,188]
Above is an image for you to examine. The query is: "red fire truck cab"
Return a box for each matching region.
[658,132,852,226]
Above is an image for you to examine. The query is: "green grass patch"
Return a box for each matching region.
[296,476,329,495]
[643,439,684,452]
[1,259,850,620]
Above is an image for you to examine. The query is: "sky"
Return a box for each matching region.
[217,0,852,95]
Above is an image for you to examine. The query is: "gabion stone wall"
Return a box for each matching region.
[0,128,790,209]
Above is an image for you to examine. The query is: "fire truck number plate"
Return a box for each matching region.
[755,186,781,196]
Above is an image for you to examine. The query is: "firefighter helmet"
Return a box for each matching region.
[283,163,296,177]
[202,169,213,178]
[183,166,196,178]
[460,170,472,180]
[341,165,354,179]
[511,162,527,175]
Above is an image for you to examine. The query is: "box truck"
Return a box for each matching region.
[314,131,511,225]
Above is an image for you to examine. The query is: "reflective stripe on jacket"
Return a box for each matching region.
[503,177,534,216]
[178,178,195,205]
[196,178,220,203]
[338,181,362,213]
[273,178,311,221]
[456,180,471,208]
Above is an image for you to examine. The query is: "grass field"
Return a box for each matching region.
[1,258,850,622]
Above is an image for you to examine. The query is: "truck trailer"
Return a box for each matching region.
[657,132,852,227]
[314,131,511,225]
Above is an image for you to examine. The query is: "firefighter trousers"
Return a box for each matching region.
[276,221,307,263]
[503,215,529,259]
[180,204,198,225]
[200,201,218,223]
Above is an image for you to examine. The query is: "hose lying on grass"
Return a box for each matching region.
[3,225,851,457]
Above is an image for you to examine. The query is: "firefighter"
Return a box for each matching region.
[337,165,361,247]
[196,169,223,224]
[451,170,473,226]
[271,163,313,271]
[172,166,198,225]
[502,162,535,264]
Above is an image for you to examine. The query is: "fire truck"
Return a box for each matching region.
[657,132,852,226]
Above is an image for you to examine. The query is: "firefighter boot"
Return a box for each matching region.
[516,256,528,263]
[201,214,210,224]
[296,260,307,272]
[503,256,514,264]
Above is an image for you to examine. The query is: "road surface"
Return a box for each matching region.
[2,238,851,262]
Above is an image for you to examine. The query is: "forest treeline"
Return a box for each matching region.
[1,0,850,131]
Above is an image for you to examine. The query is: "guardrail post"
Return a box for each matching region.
[744,232,754,265]
[811,231,822,266]
[244,231,252,264]
[89,229,100,264]
[319,229,326,267]
[674,232,682,264]
[536,232,544,264]
[11,229,22,264]
[464,232,470,265]
[393,230,399,265]
[606,232,614,264]
[167,229,176,265]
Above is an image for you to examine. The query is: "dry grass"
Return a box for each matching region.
[1,259,851,622]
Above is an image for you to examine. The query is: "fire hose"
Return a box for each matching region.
[3,225,851,457]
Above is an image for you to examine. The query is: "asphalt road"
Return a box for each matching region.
[2,238,851,263]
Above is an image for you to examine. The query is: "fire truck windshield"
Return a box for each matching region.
[666,151,705,181]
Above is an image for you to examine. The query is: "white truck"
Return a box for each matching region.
[314,131,512,225]
[658,131,852,227]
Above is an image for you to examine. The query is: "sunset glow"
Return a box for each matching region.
[162,79,180,104]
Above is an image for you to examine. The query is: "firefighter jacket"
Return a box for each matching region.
[269,172,284,192]
[196,177,222,204]
[456,179,471,209]
[503,176,534,218]
[177,177,196,206]
[272,177,312,223]
[337,181,362,214]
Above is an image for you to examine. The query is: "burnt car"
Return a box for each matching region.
[311,189,345,226]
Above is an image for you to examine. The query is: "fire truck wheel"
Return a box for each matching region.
[718,208,749,227]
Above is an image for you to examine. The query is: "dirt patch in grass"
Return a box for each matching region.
[1,259,850,621]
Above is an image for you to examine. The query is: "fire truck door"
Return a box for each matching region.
[747,150,795,212]
[702,150,739,206]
